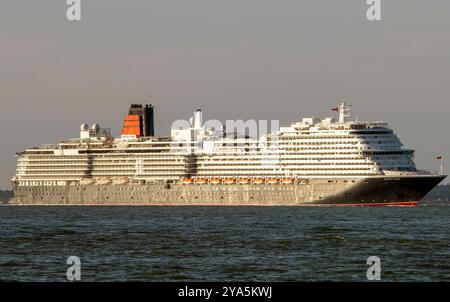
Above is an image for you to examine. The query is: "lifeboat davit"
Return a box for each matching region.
[253,178,265,185]
[195,177,208,185]
[210,177,221,185]
[282,177,294,184]
[267,178,279,185]
[181,177,193,184]
[224,178,236,185]
[238,178,250,185]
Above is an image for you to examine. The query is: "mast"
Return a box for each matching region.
[338,101,351,123]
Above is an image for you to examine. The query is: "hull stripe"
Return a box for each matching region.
[9,201,418,207]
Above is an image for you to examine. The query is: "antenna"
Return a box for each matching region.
[437,156,444,175]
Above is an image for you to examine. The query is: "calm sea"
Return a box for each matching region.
[0,206,449,281]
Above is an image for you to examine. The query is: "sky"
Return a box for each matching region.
[0,0,449,189]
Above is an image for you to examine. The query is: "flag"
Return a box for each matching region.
[331,107,339,112]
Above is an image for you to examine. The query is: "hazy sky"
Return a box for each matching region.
[1,0,449,189]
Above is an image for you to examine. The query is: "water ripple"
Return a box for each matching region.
[0,206,449,281]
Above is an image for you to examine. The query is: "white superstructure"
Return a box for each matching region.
[12,102,422,188]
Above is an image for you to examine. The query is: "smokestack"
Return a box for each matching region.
[143,104,155,136]
[122,104,143,137]
[193,109,202,129]
[122,104,155,137]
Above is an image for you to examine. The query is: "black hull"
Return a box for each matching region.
[317,175,446,205]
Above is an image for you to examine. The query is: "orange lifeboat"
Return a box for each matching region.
[282,177,294,184]
[181,177,193,184]
[195,177,208,185]
[238,178,250,185]
[224,178,236,185]
[267,177,279,185]
[210,177,222,185]
[253,178,265,185]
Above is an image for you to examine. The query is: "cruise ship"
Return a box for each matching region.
[9,101,445,206]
